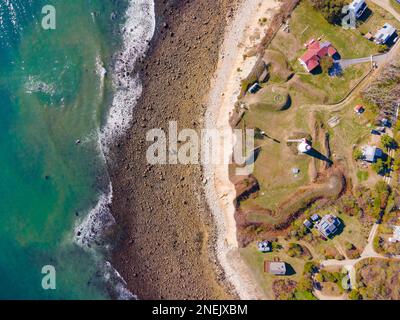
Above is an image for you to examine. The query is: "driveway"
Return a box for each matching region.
[339,54,388,69]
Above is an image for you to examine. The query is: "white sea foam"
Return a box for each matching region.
[100,0,156,151]
[103,262,138,300]
[74,0,156,299]
[24,75,56,95]
[74,182,115,249]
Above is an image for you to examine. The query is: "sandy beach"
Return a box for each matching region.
[204,0,281,299]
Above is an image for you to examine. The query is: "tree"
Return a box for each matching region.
[320,55,334,74]
[372,158,386,175]
[378,44,389,53]
[348,289,363,300]
[303,261,318,275]
[309,0,347,24]
[381,134,398,151]
[353,149,363,161]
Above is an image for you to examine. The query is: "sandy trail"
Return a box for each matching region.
[204,0,281,300]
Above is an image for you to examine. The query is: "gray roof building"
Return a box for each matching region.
[303,219,313,229]
[315,214,341,238]
[311,214,320,222]
[362,145,383,163]
[374,23,396,44]
[257,240,271,253]
[349,0,367,19]
[264,261,286,275]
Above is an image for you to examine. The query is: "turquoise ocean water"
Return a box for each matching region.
[0,0,134,299]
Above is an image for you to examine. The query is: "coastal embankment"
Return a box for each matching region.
[204,0,282,300]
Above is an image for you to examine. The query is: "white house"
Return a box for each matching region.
[349,0,368,19]
[374,23,396,44]
[389,226,400,243]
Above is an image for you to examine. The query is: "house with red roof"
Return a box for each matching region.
[298,39,338,73]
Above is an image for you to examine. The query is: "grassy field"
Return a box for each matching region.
[239,243,311,300]
[390,0,400,15]
[270,1,379,63]
[358,1,400,36]
[291,64,369,105]
[239,103,312,211]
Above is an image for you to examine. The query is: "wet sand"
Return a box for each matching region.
[109,0,239,299]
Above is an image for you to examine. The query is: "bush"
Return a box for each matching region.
[381,135,398,151]
[353,149,363,161]
[303,261,318,275]
[348,290,363,300]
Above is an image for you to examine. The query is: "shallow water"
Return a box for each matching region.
[0,0,128,299]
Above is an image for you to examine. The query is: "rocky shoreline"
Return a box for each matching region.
[108,0,239,299]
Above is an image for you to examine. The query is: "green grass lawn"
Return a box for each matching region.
[239,243,310,300]
[270,1,379,64]
[357,170,369,182]
[293,64,369,105]
[358,1,400,36]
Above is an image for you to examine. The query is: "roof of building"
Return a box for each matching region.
[299,40,337,72]
[265,261,286,275]
[349,0,367,17]
[315,214,341,238]
[375,23,396,43]
[362,145,383,162]
[257,241,271,252]
[303,219,313,228]
[349,0,366,13]
[311,214,320,222]
[354,105,365,113]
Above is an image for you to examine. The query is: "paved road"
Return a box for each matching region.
[339,54,388,69]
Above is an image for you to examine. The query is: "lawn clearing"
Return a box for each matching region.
[270,1,379,64]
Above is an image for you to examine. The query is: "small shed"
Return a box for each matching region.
[257,240,271,253]
[354,105,365,114]
[389,226,400,243]
[311,214,320,222]
[364,32,374,41]
[303,219,313,229]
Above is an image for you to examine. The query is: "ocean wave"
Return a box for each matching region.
[100,0,156,151]
[103,261,137,300]
[74,182,115,250]
[74,0,156,299]
[24,75,56,95]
